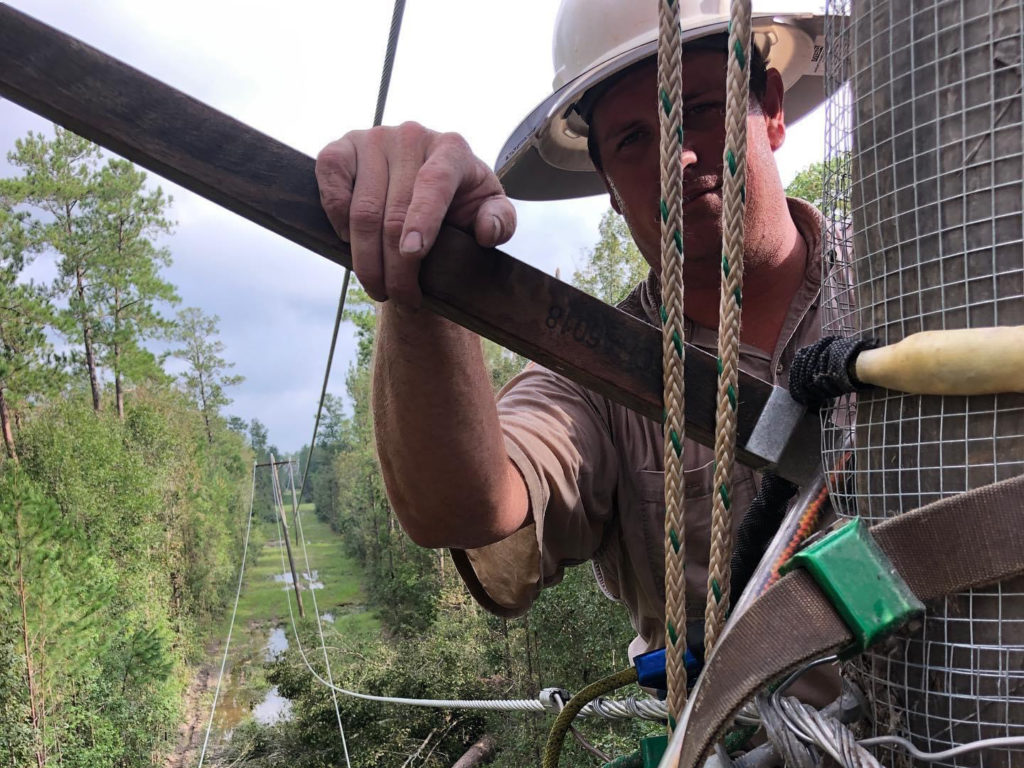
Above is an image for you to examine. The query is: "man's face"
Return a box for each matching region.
[589,49,787,278]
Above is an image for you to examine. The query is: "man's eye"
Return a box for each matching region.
[683,102,726,126]
[617,129,644,151]
[685,103,715,117]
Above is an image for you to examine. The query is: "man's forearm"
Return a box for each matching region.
[372,303,529,550]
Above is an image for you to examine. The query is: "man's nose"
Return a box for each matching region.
[680,149,698,170]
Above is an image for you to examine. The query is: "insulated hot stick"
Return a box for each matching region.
[854,326,1024,396]
[789,327,1024,409]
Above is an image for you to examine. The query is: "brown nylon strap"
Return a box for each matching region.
[675,472,1024,768]
[871,474,1024,602]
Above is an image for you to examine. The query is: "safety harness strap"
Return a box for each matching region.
[671,472,1024,768]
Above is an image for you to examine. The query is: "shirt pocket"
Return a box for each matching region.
[637,460,715,504]
[634,462,714,602]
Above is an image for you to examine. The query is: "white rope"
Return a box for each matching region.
[657,0,689,731]
[197,462,258,768]
[270,461,352,768]
[704,0,752,654]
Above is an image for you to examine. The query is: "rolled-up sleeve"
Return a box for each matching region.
[450,364,618,616]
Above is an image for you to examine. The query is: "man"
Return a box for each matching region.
[315,1,828,668]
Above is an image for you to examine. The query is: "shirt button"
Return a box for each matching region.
[775,361,784,377]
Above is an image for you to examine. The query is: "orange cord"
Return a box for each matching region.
[765,451,852,589]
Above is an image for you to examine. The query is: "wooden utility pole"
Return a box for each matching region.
[269,454,304,617]
[287,460,301,547]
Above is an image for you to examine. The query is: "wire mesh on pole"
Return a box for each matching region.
[821,2,1024,766]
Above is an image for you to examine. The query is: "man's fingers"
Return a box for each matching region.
[399,132,474,261]
[382,123,432,307]
[348,128,391,301]
[472,196,517,248]
[315,136,357,243]
[316,124,516,307]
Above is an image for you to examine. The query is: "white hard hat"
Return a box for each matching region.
[496,0,827,201]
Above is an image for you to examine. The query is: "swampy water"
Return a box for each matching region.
[178,514,376,757]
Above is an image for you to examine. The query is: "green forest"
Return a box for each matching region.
[2,125,823,768]
[0,126,260,766]
[0,125,653,768]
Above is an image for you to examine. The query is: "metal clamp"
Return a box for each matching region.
[780,518,924,656]
[539,687,570,712]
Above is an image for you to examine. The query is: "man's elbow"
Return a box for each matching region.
[395,497,529,551]
[386,460,531,550]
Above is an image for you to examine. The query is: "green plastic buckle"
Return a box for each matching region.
[641,734,668,768]
[780,518,924,657]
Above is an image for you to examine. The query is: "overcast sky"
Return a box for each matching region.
[1,0,827,451]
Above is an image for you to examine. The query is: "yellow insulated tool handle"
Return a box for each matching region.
[855,326,1024,395]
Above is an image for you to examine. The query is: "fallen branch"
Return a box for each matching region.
[451,734,497,768]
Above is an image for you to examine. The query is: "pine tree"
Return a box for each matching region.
[0,470,113,767]
[171,307,243,443]
[571,208,649,304]
[0,197,60,462]
[7,127,106,411]
[91,158,179,419]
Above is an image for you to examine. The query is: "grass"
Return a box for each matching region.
[231,507,370,629]
[206,504,380,732]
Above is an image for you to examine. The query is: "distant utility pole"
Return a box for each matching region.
[269,454,304,618]
[287,459,301,547]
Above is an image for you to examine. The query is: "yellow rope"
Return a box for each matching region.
[542,667,639,768]
[704,0,752,655]
[658,0,688,736]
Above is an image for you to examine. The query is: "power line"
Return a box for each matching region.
[295,0,407,507]
[270,460,352,768]
[373,0,408,128]
[295,267,350,506]
[272,501,667,721]
[197,462,258,768]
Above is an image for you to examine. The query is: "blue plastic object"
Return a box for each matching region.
[635,646,702,691]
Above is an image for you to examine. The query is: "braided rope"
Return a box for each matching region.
[703,0,752,654]
[657,0,688,734]
[542,667,639,768]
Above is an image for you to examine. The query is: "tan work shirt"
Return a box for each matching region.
[451,199,826,662]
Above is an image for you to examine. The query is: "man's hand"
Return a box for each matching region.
[316,122,517,307]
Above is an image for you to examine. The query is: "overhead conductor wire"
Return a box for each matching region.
[197,462,258,768]
[284,2,408,761]
[271,461,352,768]
[294,0,405,510]
[282,459,671,719]
[279,0,679,731]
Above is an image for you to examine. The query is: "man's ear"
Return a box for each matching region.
[609,189,622,215]
[761,68,787,151]
[602,171,623,214]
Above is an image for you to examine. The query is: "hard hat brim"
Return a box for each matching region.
[496,14,829,201]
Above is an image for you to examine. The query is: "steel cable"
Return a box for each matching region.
[270,460,352,768]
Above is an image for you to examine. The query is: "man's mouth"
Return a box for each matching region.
[682,184,721,205]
